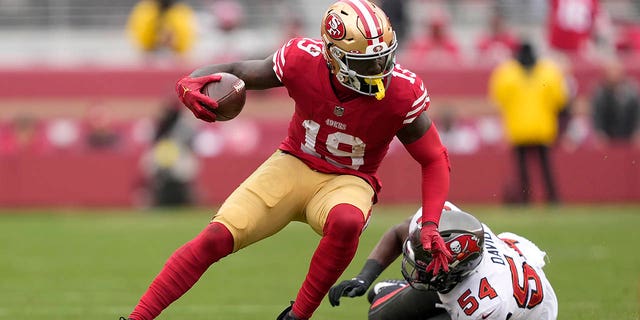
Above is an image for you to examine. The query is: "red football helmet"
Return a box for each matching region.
[402,210,485,293]
[320,0,397,100]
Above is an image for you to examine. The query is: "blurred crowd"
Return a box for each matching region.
[120,0,640,64]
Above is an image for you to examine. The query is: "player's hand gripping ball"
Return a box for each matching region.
[201,73,246,121]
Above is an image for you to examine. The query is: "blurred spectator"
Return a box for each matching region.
[434,107,481,154]
[140,98,199,207]
[45,118,81,151]
[561,96,594,151]
[552,53,579,141]
[615,22,640,59]
[208,0,247,62]
[402,8,462,67]
[591,57,640,148]
[0,115,48,155]
[210,0,245,33]
[474,9,519,66]
[475,115,504,147]
[128,118,156,153]
[83,104,122,151]
[126,0,196,58]
[489,40,568,204]
[546,0,607,62]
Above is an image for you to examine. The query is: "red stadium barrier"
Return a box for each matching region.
[0,145,637,207]
[0,153,142,207]
[376,145,640,204]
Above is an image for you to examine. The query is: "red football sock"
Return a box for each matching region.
[129,222,234,320]
[292,204,366,319]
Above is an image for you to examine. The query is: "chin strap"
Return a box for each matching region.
[364,77,385,100]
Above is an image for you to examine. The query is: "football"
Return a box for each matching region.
[201,72,246,121]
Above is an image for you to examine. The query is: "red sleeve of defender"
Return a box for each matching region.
[403,123,450,226]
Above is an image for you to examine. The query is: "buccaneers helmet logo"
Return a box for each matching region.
[447,234,481,262]
[325,13,346,40]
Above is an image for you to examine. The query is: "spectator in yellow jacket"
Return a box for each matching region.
[127,0,196,56]
[489,40,568,204]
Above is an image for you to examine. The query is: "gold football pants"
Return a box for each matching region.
[212,150,375,251]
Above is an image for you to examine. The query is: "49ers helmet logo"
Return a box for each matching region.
[325,13,346,40]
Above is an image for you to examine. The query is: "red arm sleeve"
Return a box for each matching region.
[403,123,450,226]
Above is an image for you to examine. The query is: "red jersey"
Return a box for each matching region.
[548,0,599,52]
[272,37,429,193]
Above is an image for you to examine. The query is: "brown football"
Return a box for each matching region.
[201,72,246,121]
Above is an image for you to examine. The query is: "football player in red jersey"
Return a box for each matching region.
[547,0,601,57]
[121,1,451,319]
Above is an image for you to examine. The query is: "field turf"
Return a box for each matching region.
[0,204,638,320]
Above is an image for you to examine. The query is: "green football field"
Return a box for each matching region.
[0,204,638,320]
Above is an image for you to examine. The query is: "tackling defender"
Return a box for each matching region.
[121,1,451,319]
[329,202,558,320]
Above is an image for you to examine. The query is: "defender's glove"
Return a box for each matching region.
[275,301,297,320]
[421,222,452,274]
[176,74,222,122]
[328,278,370,307]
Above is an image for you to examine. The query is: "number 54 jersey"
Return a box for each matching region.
[439,224,558,320]
[273,37,429,195]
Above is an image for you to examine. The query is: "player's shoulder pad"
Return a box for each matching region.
[389,64,430,123]
[273,37,324,82]
[390,64,427,98]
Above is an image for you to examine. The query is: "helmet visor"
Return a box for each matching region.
[334,39,397,79]
[401,236,477,293]
[329,37,397,99]
[401,255,433,291]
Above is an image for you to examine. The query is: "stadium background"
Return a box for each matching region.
[1,0,639,207]
[0,1,639,320]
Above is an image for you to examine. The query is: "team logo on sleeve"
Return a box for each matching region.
[325,13,346,40]
[447,234,482,262]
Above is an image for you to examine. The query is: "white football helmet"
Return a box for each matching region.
[320,0,397,100]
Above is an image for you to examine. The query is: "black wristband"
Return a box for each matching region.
[421,221,438,227]
[357,259,385,285]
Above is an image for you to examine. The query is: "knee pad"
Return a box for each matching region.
[324,203,365,240]
[196,222,234,256]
